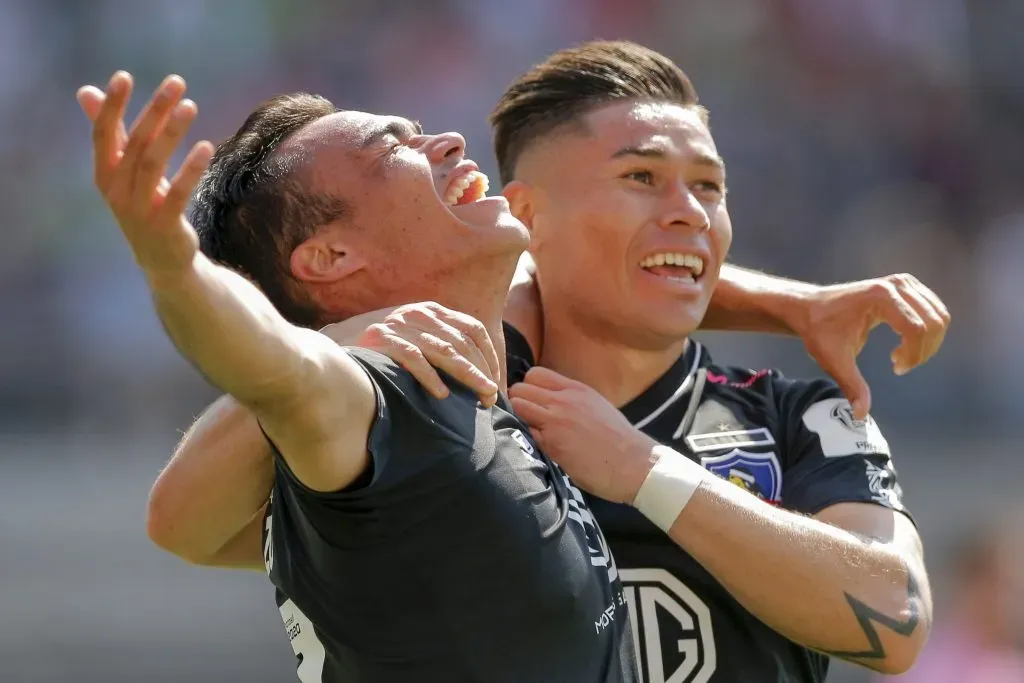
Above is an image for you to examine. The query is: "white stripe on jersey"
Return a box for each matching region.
[632,342,703,430]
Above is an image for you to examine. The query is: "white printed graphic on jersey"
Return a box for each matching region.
[802,398,891,458]
[686,427,776,453]
[264,491,274,575]
[562,471,619,583]
[865,461,903,508]
[621,569,716,683]
[512,425,620,584]
[279,598,327,683]
[510,428,537,461]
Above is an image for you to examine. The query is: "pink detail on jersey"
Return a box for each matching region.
[706,369,771,388]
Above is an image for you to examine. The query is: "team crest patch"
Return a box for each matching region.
[701,449,782,503]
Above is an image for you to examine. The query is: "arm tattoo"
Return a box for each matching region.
[822,564,923,665]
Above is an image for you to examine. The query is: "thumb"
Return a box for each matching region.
[834,359,872,420]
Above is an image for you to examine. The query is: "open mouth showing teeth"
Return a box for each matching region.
[444,170,490,206]
[638,252,705,283]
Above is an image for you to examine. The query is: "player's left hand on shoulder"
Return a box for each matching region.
[794,273,950,420]
[330,302,501,407]
[508,367,656,504]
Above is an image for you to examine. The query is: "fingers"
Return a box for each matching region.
[440,309,502,386]
[878,275,948,374]
[417,312,495,389]
[867,280,925,375]
[90,71,133,192]
[522,366,576,390]
[507,380,556,406]
[366,329,451,400]
[508,395,553,431]
[362,318,499,406]
[112,75,187,210]
[163,140,214,219]
[905,277,950,363]
[913,279,951,327]
[135,99,199,216]
[835,361,873,420]
[389,304,500,403]
[414,330,499,404]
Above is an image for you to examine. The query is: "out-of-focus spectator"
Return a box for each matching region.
[879,511,1024,683]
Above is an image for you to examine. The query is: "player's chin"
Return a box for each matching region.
[451,199,530,246]
[632,303,706,342]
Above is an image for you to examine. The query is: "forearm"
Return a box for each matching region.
[147,395,274,565]
[664,474,928,672]
[150,255,315,407]
[702,264,817,333]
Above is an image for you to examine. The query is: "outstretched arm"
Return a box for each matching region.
[143,305,502,569]
[70,71,507,563]
[82,72,375,494]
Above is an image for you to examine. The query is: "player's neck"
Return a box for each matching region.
[432,262,517,390]
[539,320,689,409]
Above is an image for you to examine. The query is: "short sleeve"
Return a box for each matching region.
[503,322,536,387]
[775,378,912,521]
[271,347,476,503]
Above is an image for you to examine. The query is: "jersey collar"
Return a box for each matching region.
[620,340,708,427]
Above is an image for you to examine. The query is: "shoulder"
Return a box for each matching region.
[345,346,480,442]
[770,373,892,459]
[343,346,450,413]
[698,361,890,458]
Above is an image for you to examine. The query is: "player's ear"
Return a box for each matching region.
[503,180,535,234]
[290,231,366,283]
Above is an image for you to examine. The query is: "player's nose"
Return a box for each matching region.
[425,132,466,165]
[659,186,710,233]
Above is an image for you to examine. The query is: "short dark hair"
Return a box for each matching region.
[190,93,349,328]
[490,40,705,186]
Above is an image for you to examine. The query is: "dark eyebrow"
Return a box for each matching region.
[361,118,424,149]
[612,143,726,174]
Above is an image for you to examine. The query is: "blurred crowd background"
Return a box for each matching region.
[1,1,1021,682]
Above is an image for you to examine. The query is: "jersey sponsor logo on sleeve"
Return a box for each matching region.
[620,569,716,683]
[700,448,783,504]
[685,427,776,453]
[802,398,891,458]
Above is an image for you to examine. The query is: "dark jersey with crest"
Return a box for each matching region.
[505,325,911,683]
[261,347,637,683]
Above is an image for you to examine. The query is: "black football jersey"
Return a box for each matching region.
[262,347,638,683]
[505,325,910,683]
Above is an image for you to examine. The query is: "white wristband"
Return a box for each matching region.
[633,446,707,533]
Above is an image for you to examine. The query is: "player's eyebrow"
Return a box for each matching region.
[612,143,726,174]
[361,118,424,149]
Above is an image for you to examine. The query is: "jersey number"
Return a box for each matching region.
[279,598,327,683]
[267,503,327,683]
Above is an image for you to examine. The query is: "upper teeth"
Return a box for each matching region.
[639,252,704,276]
[444,170,489,206]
